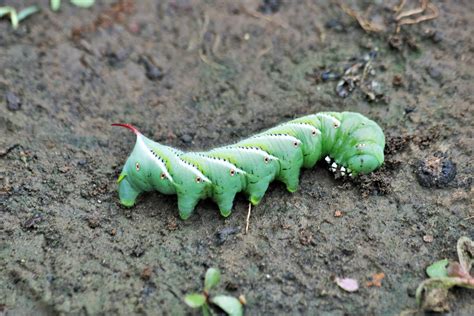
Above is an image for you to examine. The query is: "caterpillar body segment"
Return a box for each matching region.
[206,147,279,206]
[235,134,304,193]
[113,112,385,219]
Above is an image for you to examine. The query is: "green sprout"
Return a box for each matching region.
[0,6,39,29]
[0,1,95,29]
[51,0,96,11]
[416,236,474,312]
[184,267,245,316]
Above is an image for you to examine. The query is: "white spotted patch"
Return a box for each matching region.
[176,157,212,184]
[279,123,321,137]
[212,146,279,162]
[316,113,341,128]
[249,134,302,147]
[197,154,247,175]
[138,135,173,181]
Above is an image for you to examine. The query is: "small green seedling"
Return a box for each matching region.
[184,267,244,316]
[51,0,95,11]
[0,5,39,29]
[416,236,474,312]
[1,0,95,29]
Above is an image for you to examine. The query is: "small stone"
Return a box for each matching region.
[23,213,43,229]
[426,66,443,81]
[132,245,145,257]
[258,0,281,15]
[392,74,403,87]
[325,19,345,32]
[5,91,21,111]
[388,35,402,50]
[423,235,434,243]
[180,134,193,144]
[431,31,443,43]
[87,216,100,229]
[141,267,152,281]
[334,210,343,217]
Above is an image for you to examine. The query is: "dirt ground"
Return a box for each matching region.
[1,0,473,315]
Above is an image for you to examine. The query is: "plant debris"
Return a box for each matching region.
[335,277,359,292]
[416,237,474,312]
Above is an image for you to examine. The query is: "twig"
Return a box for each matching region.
[395,0,428,21]
[339,3,384,33]
[393,0,407,13]
[240,5,289,30]
[199,49,225,69]
[245,203,252,234]
[396,2,439,33]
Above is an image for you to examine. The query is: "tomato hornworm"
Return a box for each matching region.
[113,112,385,219]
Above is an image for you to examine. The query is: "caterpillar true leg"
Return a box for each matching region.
[113,111,385,219]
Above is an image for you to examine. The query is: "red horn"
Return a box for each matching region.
[111,123,141,135]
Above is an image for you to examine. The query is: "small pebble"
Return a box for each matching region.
[423,235,434,243]
[325,19,345,32]
[180,134,193,144]
[141,267,152,281]
[258,0,281,14]
[426,66,443,82]
[23,213,43,229]
[140,58,164,81]
[5,91,21,111]
[392,75,403,87]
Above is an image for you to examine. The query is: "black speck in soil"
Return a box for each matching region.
[325,19,345,32]
[336,78,355,98]
[132,244,146,257]
[180,134,193,144]
[426,66,443,82]
[5,91,21,111]
[23,213,43,229]
[415,153,456,188]
[105,48,130,67]
[216,226,240,245]
[140,57,164,81]
[258,0,281,14]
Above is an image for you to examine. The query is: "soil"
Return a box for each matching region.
[1,0,473,315]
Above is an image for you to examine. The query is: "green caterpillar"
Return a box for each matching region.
[113,112,385,220]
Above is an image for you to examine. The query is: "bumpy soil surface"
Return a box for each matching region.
[1,0,473,315]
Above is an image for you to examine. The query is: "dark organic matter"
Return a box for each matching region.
[415,153,456,188]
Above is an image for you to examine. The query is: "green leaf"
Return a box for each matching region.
[184,293,206,308]
[9,9,18,29]
[50,0,61,11]
[210,295,243,316]
[202,303,211,316]
[204,268,221,291]
[0,7,14,18]
[17,6,39,22]
[70,0,95,8]
[426,259,449,278]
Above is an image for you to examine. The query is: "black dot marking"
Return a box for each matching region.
[135,162,140,171]
[230,169,235,176]
[293,141,299,147]
[264,157,270,164]
[196,177,201,183]
[160,173,166,180]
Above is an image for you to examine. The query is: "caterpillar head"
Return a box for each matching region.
[113,123,175,207]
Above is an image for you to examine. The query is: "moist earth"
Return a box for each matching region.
[1,0,473,315]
